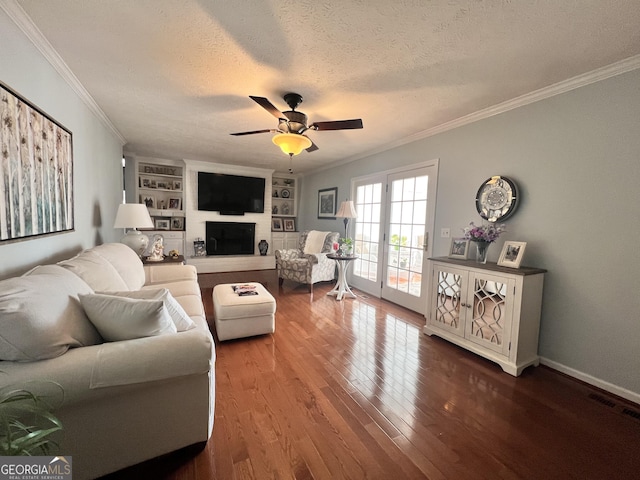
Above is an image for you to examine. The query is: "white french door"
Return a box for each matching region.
[350,161,438,314]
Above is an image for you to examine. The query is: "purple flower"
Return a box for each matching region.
[463,221,505,243]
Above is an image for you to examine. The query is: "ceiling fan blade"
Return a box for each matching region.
[230,129,275,136]
[306,140,319,153]
[310,119,363,131]
[249,96,286,120]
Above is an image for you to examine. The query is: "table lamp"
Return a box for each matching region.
[113,203,154,256]
[336,200,358,237]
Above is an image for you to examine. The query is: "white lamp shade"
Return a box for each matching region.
[336,200,357,219]
[113,203,154,229]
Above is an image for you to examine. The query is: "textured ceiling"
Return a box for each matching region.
[12,0,640,173]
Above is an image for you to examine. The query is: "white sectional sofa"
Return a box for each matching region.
[0,243,215,480]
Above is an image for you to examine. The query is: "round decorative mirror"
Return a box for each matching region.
[475,176,519,222]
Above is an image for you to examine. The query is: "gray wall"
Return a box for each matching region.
[0,10,124,279]
[299,68,640,398]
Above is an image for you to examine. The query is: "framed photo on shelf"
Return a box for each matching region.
[155,219,170,230]
[171,217,184,230]
[498,241,527,268]
[168,197,181,210]
[157,181,169,190]
[272,218,283,231]
[140,194,155,209]
[283,218,295,232]
[141,177,151,188]
[173,180,182,191]
[448,238,470,259]
[193,239,206,257]
[318,187,337,219]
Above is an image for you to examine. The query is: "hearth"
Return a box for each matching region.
[206,221,255,255]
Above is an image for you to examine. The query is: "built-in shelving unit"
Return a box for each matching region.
[128,157,186,255]
[271,173,299,249]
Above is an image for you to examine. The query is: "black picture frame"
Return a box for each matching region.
[318,187,337,219]
[0,82,74,242]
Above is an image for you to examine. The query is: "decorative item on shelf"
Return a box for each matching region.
[258,239,269,256]
[282,202,290,215]
[463,221,506,264]
[281,188,290,198]
[113,203,154,257]
[168,249,180,259]
[273,190,279,198]
[193,238,206,257]
[147,234,165,262]
[283,218,295,232]
[272,205,278,214]
[283,179,293,186]
[497,241,527,268]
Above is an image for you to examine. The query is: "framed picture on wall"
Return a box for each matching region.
[0,83,74,242]
[498,241,527,268]
[448,238,470,259]
[318,187,337,219]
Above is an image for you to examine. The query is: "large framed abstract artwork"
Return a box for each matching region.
[0,83,74,242]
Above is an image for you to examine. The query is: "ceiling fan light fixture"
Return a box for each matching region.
[272,133,312,156]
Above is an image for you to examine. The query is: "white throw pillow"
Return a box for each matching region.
[0,265,102,362]
[98,289,196,332]
[79,294,177,342]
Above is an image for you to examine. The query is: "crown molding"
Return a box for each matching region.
[1,0,126,145]
[314,54,640,175]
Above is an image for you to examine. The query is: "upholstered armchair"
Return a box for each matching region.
[275,230,340,293]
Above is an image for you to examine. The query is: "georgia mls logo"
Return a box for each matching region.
[0,455,72,479]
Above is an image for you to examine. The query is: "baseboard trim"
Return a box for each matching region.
[540,357,640,405]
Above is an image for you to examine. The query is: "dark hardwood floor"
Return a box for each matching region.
[104,272,640,480]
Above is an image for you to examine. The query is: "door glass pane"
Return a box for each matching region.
[354,182,382,282]
[386,176,428,297]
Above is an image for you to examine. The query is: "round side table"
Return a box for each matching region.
[327,254,358,301]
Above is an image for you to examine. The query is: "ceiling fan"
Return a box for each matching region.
[230,93,363,156]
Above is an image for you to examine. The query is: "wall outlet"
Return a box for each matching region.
[441,228,450,238]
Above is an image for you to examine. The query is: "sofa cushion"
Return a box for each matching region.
[91,243,146,290]
[59,249,130,292]
[100,289,196,332]
[80,294,177,341]
[0,265,102,362]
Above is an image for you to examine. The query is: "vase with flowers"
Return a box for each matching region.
[463,221,505,263]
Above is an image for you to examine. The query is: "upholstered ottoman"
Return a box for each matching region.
[212,283,276,341]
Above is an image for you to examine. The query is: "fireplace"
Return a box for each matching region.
[205,222,255,256]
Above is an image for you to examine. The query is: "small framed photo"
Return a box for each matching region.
[149,180,157,189]
[318,187,337,219]
[140,194,155,209]
[168,197,182,210]
[155,219,170,230]
[283,218,295,232]
[171,217,184,230]
[141,177,151,188]
[449,237,470,259]
[193,239,206,257]
[272,218,283,231]
[173,180,182,191]
[157,181,169,190]
[498,241,527,268]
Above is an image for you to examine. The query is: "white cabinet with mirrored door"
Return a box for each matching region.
[425,257,546,376]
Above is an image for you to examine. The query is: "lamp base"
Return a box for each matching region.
[120,230,149,257]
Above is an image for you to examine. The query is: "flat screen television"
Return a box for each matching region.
[198,172,265,214]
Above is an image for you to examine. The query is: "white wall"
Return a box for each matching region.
[299,68,640,401]
[0,9,124,279]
